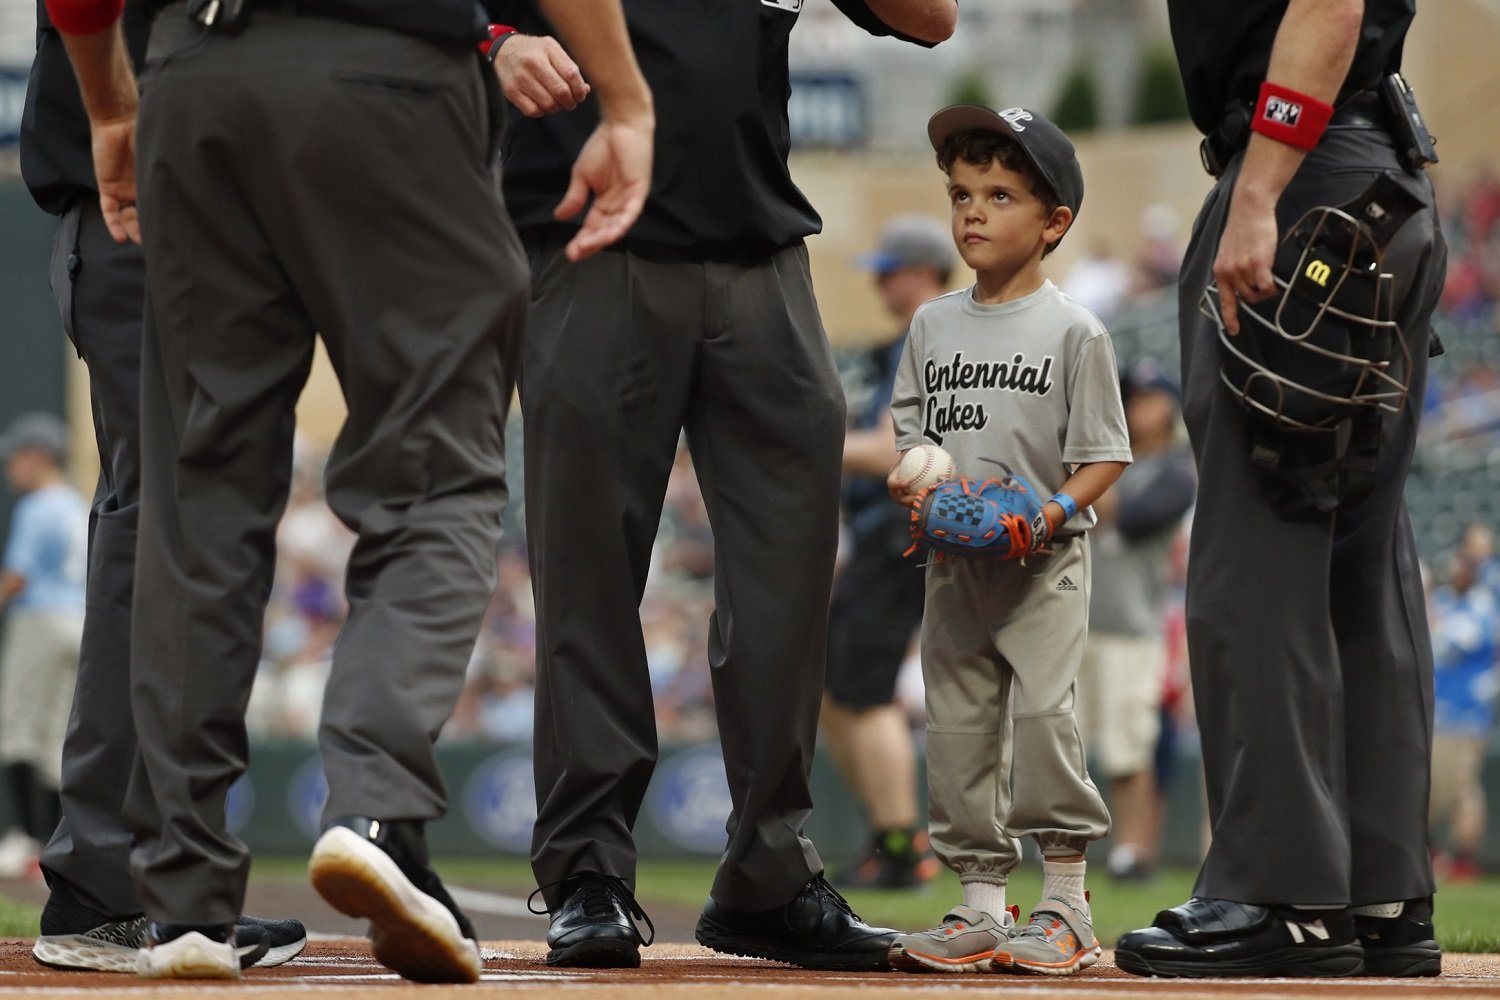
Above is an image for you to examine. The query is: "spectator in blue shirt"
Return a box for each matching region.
[1428,549,1498,882]
[0,413,87,878]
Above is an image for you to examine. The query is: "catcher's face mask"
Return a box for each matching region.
[1205,174,1423,433]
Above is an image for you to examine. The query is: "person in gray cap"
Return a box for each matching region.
[823,214,952,891]
[0,412,86,879]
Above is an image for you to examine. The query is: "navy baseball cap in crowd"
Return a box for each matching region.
[856,214,956,275]
[927,105,1085,218]
[0,411,69,462]
[1121,361,1181,401]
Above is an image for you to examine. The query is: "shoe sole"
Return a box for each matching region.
[309,827,480,984]
[1115,943,1364,978]
[546,938,641,968]
[696,915,892,971]
[255,937,309,968]
[992,941,1102,976]
[1360,943,1442,978]
[236,936,270,970]
[888,941,998,974]
[136,931,240,980]
[33,936,139,974]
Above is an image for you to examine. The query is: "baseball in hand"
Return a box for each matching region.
[896,444,956,491]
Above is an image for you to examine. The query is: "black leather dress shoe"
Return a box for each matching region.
[1354,897,1441,977]
[540,874,654,968]
[1115,897,1364,978]
[695,875,899,971]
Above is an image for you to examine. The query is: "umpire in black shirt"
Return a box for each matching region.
[1116,0,1446,979]
[496,0,955,972]
[47,0,652,982]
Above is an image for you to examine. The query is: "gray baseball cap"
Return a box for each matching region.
[0,412,69,462]
[855,214,956,275]
[927,105,1084,218]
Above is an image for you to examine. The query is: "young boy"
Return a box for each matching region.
[885,106,1131,975]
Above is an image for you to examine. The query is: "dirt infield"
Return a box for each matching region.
[0,940,1496,998]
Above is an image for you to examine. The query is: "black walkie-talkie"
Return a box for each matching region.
[1379,72,1439,170]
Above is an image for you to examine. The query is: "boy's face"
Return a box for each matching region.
[946,156,1071,280]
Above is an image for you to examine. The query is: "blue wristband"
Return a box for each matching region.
[1048,492,1078,523]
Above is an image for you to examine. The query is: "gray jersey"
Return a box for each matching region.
[891,280,1132,533]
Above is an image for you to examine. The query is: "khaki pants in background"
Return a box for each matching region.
[0,611,83,788]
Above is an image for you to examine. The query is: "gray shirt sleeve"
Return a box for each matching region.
[891,313,924,452]
[1062,331,1133,467]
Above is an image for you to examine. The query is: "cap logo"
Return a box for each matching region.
[998,108,1033,132]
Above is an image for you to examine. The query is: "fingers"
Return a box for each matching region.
[553,169,590,227]
[499,36,591,117]
[100,194,141,245]
[565,188,645,262]
[1217,278,1242,337]
[547,44,590,109]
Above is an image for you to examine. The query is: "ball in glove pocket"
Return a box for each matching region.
[896,444,956,492]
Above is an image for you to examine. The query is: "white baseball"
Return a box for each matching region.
[896,444,956,491]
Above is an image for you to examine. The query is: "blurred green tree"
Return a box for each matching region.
[946,69,993,109]
[1052,64,1099,133]
[1134,43,1190,125]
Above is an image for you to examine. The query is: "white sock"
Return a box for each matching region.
[962,881,1007,922]
[1042,859,1088,913]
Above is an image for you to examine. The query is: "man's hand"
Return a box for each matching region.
[536,0,655,261]
[1211,178,1279,336]
[494,34,590,118]
[1210,0,1362,335]
[55,21,140,243]
[554,115,653,262]
[92,113,140,244]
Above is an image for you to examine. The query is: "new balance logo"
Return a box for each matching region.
[1056,576,1078,591]
[1284,918,1331,944]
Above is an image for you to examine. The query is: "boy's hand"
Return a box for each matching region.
[888,452,925,507]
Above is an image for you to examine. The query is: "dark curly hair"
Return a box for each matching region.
[936,128,1061,219]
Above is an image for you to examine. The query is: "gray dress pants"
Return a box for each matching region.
[39,200,152,918]
[1180,125,1446,907]
[128,9,526,924]
[522,242,846,912]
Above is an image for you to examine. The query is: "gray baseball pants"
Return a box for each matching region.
[128,8,526,925]
[919,536,1110,884]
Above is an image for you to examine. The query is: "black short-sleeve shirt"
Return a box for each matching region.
[1167,0,1415,136]
[499,0,932,261]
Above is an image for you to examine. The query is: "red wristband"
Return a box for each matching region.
[1252,81,1334,152]
[478,23,516,57]
[46,0,124,35]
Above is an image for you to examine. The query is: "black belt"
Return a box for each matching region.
[1200,89,1389,177]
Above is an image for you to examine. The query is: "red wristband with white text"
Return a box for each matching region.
[479,23,516,58]
[45,0,124,35]
[1252,81,1334,152]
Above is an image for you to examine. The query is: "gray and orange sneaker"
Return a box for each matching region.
[992,896,1101,975]
[888,904,1018,973]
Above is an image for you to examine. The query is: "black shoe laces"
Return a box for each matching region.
[809,875,863,923]
[529,874,656,946]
